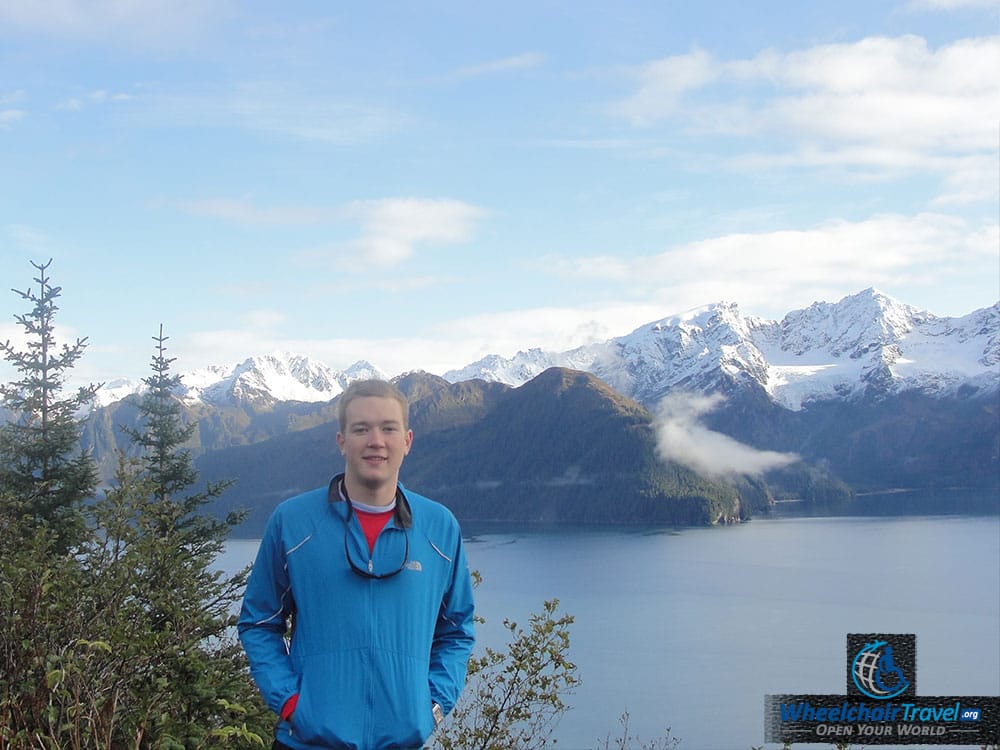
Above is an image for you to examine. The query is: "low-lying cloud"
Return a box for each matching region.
[653,392,799,478]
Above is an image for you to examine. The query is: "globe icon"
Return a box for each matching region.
[852,641,910,700]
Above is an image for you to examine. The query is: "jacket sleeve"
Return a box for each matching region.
[428,532,476,714]
[237,509,299,715]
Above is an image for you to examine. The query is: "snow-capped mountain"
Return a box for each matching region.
[757,291,998,409]
[92,290,998,413]
[97,353,387,409]
[443,347,598,387]
[75,289,999,503]
[182,353,387,407]
[92,378,146,409]
[443,289,999,410]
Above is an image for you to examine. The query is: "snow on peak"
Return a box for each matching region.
[442,290,999,412]
[776,288,929,359]
[591,301,771,402]
[443,347,599,385]
[738,291,995,409]
[171,353,388,407]
[92,377,145,408]
[85,354,392,410]
[446,349,556,384]
[81,291,998,414]
[188,352,341,406]
[343,360,388,382]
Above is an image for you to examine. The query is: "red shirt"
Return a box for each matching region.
[355,505,394,553]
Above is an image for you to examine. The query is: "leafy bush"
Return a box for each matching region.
[431,597,581,750]
[0,264,270,747]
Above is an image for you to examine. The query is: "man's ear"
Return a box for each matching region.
[336,432,345,454]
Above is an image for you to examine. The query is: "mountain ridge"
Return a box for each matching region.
[93,353,387,410]
[89,289,997,415]
[195,368,777,535]
[446,288,998,410]
[71,288,998,533]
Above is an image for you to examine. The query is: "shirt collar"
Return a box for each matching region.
[327,473,413,528]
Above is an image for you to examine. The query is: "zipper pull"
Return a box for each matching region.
[368,559,374,573]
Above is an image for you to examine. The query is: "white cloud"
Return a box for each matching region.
[0,110,26,127]
[931,153,1000,205]
[243,309,286,331]
[0,322,26,348]
[730,146,998,205]
[433,302,666,355]
[545,212,999,319]
[0,318,87,371]
[181,310,296,371]
[653,392,799,477]
[757,36,998,149]
[337,198,487,268]
[175,195,487,268]
[176,299,665,381]
[613,35,1000,200]
[615,48,719,124]
[619,36,999,144]
[180,328,467,380]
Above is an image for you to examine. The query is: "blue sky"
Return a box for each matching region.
[1,0,998,385]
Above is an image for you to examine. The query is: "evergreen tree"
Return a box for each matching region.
[0,289,270,747]
[0,260,97,739]
[121,324,198,502]
[102,325,268,741]
[0,259,99,550]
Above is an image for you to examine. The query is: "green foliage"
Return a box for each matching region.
[0,259,99,551]
[120,325,200,502]
[59,455,269,747]
[0,270,270,747]
[0,480,268,747]
[0,525,84,744]
[431,598,581,750]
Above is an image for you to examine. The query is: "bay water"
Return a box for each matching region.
[220,495,1000,750]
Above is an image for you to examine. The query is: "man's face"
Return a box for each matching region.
[337,395,413,498]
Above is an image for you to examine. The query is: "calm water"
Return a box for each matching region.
[221,505,1000,750]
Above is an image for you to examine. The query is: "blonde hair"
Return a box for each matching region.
[337,379,409,432]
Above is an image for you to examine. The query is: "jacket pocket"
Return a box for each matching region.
[369,650,435,747]
[291,650,365,747]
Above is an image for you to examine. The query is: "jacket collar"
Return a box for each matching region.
[327,473,413,528]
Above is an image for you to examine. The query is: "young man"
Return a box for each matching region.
[238,380,476,750]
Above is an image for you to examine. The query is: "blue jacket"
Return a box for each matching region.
[238,478,476,750]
